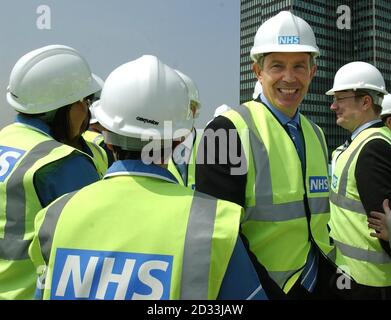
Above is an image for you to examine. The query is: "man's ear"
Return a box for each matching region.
[252,62,262,80]
[362,95,372,111]
[310,64,317,80]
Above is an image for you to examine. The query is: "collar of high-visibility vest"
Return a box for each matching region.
[104,159,178,183]
[351,119,383,140]
[15,114,52,136]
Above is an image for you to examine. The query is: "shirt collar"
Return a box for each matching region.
[181,127,196,151]
[351,119,382,140]
[104,159,178,184]
[260,93,300,126]
[172,128,196,164]
[15,114,52,136]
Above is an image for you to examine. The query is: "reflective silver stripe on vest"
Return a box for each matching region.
[93,134,103,145]
[180,191,217,299]
[231,104,328,222]
[89,141,106,163]
[331,133,391,214]
[334,240,391,264]
[0,140,63,260]
[39,192,77,264]
[329,190,366,215]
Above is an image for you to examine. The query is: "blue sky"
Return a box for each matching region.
[0,0,240,129]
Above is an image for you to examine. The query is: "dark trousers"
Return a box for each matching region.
[287,251,342,299]
[288,252,391,300]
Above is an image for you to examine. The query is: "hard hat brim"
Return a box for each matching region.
[326,84,388,96]
[7,73,103,114]
[250,45,320,62]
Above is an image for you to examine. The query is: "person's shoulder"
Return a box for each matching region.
[360,137,391,156]
[205,115,237,132]
[40,151,97,177]
[194,189,243,210]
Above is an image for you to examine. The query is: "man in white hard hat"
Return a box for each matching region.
[0,45,102,299]
[327,61,391,299]
[29,55,284,300]
[82,74,115,172]
[380,94,391,130]
[196,11,337,299]
[167,70,202,189]
[80,74,114,175]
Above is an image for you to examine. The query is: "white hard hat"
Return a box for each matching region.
[94,55,192,141]
[326,61,388,96]
[253,81,263,100]
[89,101,99,124]
[250,11,320,62]
[381,94,391,117]
[89,75,105,124]
[175,69,201,119]
[7,45,102,114]
[213,104,231,118]
[92,74,105,100]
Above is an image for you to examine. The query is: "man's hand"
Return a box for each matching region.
[368,199,391,241]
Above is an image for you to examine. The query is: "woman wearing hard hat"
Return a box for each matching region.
[0,45,102,299]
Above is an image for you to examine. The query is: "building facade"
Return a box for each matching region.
[240,0,391,153]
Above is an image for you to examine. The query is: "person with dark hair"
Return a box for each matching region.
[84,104,115,171]
[83,74,115,172]
[167,69,202,190]
[0,45,102,299]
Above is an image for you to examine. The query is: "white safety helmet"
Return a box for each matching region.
[89,103,98,125]
[92,74,105,100]
[213,104,231,118]
[250,11,320,62]
[94,55,192,143]
[326,62,388,105]
[89,74,105,124]
[253,81,263,100]
[381,94,391,117]
[175,69,201,119]
[7,45,102,114]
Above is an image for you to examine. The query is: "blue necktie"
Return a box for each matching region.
[287,121,317,291]
[287,121,305,173]
[300,245,319,292]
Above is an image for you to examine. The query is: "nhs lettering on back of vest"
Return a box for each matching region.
[51,248,173,300]
[278,36,300,45]
[0,146,25,182]
[309,176,329,193]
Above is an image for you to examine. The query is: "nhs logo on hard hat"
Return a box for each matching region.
[0,146,25,182]
[51,248,173,300]
[278,36,300,44]
[309,176,329,193]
